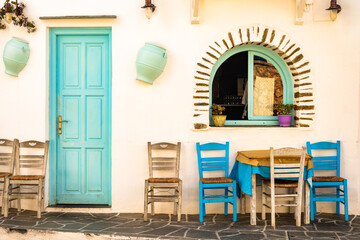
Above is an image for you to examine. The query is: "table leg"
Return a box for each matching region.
[250,174,257,225]
[240,190,246,215]
[304,181,310,224]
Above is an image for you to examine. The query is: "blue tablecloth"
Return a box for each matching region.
[229,161,314,196]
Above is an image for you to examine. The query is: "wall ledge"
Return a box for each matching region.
[39,15,117,20]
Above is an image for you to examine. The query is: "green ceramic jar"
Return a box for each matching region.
[136,43,167,84]
[3,37,30,77]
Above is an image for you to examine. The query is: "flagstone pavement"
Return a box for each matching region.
[0,210,358,239]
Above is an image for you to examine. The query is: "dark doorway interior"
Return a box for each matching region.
[212,52,248,120]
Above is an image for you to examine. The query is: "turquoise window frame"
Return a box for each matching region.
[209,45,294,126]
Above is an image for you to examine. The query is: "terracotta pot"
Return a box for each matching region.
[3,37,30,77]
[136,43,167,84]
[212,115,227,127]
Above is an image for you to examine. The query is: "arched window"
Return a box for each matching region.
[210,45,294,126]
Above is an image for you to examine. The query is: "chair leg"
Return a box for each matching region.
[313,188,316,211]
[41,183,45,212]
[173,198,177,216]
[271,184,275,228]
[344,180,349,221]
[232,181,237,222]
[16,184,21,212]
[295,195,302,227]
[144,180,149,221]
[310,187,315,221]
[199,182,204,222]
[1,179,4,215]
[336,186,340,215]
[177,181,182,222]
[150,186,155,215]
[3,178,9,218]
[224,187,228,216]
[261,181,266,220]
[37,180,43,218]
[203,189,206,217]
[240,191,246,215]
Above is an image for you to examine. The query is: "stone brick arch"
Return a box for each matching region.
[193,24,314,130]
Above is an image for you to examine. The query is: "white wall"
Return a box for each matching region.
[0,0,359,215]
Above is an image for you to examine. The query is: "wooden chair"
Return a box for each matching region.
[3,140,49,218]
[306,141,348,221]
[196,142,237,222]
[261,147,306,227]
[144,142,182,221]
[0,139,18,214]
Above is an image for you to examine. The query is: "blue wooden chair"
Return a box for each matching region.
[306,141,349,221]
[196,142,237,222]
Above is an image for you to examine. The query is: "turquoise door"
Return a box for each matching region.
[49,28,111,205]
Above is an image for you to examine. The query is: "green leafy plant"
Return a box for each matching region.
[273,104,295,115]
[0,1,36,33]
[211,104,226,115]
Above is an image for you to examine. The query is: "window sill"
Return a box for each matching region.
[210,125,296,128]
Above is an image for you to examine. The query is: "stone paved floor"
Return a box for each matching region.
[0,210,358,239]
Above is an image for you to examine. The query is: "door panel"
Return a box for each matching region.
[54,31,111,205]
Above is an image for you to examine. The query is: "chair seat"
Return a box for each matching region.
[148,177,180,183]
[10,175,45,180]
[264,179,298,188]
[312,176,345,182]
[200,177,234,184]
[0,172,11,178]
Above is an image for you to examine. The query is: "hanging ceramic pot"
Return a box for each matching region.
[136,43,167,84]
[3,37,30,77]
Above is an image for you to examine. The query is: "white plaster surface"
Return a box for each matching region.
[0,0,359,215]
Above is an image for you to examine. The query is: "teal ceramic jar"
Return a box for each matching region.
[3,37,30,77]
[136,43,167,84]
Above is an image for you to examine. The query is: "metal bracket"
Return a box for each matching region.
[191,0,200,24]
[296,0,307,25]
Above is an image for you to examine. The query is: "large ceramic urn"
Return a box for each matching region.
[3,37,30,77]
[136,43,167,84]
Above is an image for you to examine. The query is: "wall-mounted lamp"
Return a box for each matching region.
[0,0,16,24]
[142,0,156,19]
[304,0,313,12]
[326,0,341,21]
[0,0,36,32]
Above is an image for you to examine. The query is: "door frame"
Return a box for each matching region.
[49,28,112,205]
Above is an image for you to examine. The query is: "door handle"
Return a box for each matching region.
[58,115,69,135]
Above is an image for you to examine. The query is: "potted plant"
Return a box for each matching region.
[274,104,295,127]
[211,104,226,127]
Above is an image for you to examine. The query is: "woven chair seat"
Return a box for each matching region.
[0,172,11,178]
[312,176,345,182]
[200,177,234,184]
[264,179,298,188]
[148,177,180,183]
[10,175,45,180]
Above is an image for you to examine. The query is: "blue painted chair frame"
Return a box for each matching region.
[196,142,237,222]
[306,141,349,221]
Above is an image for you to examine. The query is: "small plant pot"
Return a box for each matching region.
[212,115,227,127]
[278,115,292,127]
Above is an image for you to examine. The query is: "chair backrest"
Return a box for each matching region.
[270,147,306,184]
[306,141,340,176]
[147,142,181,178]
[0,139,18,174]
[196,142,229,179]
[16,140,49,176]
